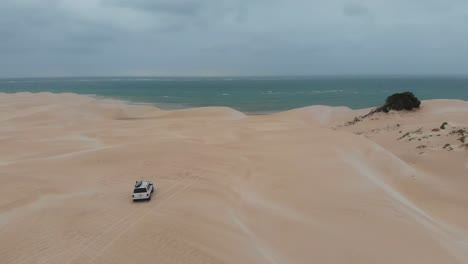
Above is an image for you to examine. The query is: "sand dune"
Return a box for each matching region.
[0,93,467,263]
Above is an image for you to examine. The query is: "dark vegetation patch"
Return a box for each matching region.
[345,92,421,127]
[363,92,421,118]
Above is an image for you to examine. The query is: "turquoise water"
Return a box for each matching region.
[1,77,468,113]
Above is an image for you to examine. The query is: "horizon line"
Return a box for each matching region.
[2,74,468,80]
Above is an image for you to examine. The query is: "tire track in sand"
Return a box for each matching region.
[10,180,180,264]
[65,181,183,264]
[84,172,201,264]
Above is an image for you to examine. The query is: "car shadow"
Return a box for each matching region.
[132,199,151,203]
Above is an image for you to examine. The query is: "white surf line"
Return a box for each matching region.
[340,149,468,262]
[230,212,281,264]
[57,181,183,264]
[86,173,201,264]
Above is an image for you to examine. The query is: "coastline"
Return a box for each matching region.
[2,76,468,113]
[0,91,369,115]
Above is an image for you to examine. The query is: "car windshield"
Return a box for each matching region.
[133,188,147,193]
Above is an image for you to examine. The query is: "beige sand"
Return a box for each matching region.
[0,92,467,264]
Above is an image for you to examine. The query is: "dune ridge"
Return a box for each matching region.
[0,92,467,264]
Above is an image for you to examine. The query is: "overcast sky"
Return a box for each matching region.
[1,0,468,77]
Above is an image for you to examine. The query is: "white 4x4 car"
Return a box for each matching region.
[132,181,154,201]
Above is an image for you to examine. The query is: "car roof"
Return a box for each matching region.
[134,181,150,188]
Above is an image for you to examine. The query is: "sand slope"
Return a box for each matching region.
[0,93,467,264]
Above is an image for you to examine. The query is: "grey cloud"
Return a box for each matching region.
[101,0,250,22]
[343,3,369,17]
[99,0,252,32]
[1,0,468,78]
[103,0,203,16]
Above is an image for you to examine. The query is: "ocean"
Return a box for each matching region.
[1,76,468,113]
